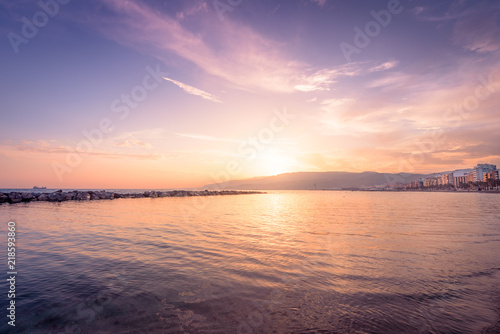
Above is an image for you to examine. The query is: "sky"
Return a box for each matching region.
[1,0,500,189]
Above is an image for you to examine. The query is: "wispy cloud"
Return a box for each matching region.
[176,2,208,21]
[453,8,500,53]
[86,1,396,94]
[310,0,327,7]
[414,0,500,53]
[115,138,152,149]
[369,60,399,72]
[295,61,398,92]
[174,133,241,144]
[162,77,222,103]
[0,139,162,160]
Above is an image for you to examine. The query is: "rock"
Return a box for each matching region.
[75,192,90,201]
[0,193,9,204]
[102,192,114,200]
[21,193,34,201]
[9,192,22,204]
[37,194,49,201]
[2,189,262,205]
[48,192,65,202]
[63,192,75,201]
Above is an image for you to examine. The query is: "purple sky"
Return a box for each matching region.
[1,0,499,188]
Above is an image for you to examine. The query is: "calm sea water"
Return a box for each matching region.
[1,191,500,333]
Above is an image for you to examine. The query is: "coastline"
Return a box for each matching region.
[318,188,500,193]
[0,189,263,205]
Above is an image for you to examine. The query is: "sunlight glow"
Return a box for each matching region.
[254,150,297,176]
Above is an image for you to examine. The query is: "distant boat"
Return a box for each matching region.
[33,186,47,189]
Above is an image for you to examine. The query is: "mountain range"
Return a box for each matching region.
[203,171,433,190]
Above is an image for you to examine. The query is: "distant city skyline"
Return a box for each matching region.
[1,0,500,188]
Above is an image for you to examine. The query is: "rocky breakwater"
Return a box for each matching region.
[0,189,262,205]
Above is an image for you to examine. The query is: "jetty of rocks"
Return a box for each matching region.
[0,190,262,205]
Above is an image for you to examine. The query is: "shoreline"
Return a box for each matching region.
[0,189,263,205]
[318,189,500,193]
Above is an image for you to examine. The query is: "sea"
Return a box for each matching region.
[0,190,499,333]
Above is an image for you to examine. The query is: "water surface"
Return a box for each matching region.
[1,191,500,333]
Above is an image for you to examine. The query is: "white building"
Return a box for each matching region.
[473,164,497,182]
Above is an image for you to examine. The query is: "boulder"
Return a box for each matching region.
[48,192,65,202]
[9,192,22,204]
[21,192,34,201]
[37,193,49,201]
[102,192,114,200]
[0,193,9,204]
[75,192,90,201]
[64,192,75,201]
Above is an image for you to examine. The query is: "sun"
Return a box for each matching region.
[254,150,297,176]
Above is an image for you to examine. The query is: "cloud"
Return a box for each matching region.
[162,77,222,103]
[295,61,397,92]
[366,72,410,89]
[87,1,396,94]
[414,0,500,53]
[310,0,327,7]
[0,139,162,160]
[9,143,162,160]
[115,138,152,149]
[368,60,399,72]
[174,133,241,144]
[321,98,354,110]
[453,9,500,53]
[176,2,208,20]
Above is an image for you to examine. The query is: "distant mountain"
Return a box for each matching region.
[203,171,429,190]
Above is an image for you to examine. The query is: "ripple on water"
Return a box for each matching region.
[1,191,500,333]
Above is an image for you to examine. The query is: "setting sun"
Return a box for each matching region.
[253,150,298,176]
